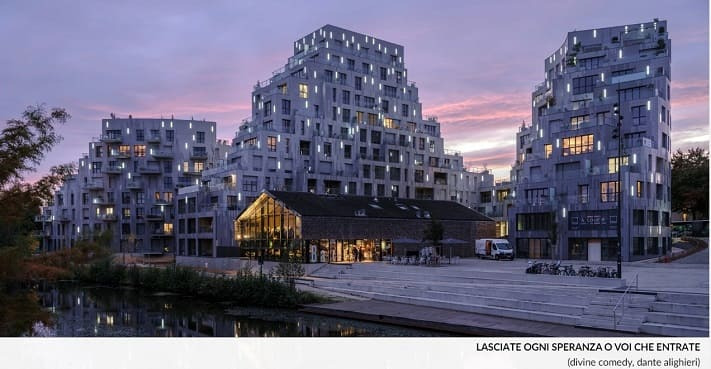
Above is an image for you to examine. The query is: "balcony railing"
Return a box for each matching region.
[100,134,122,142]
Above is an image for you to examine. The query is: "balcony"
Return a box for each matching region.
[103,166,122,175]
[147,135,161,143]
[34,215,52,222]
[83,181,105,191]
[151,149,174,159]
[190,151,208,160]
[138,166,161,175]
[100,134,122,143]
[154,198,171,206]
[112,151,131,159]
[183,170,203,176]
[92,197,114,206]
[151,229,174,237]
[97,214,117,222]
[145,211,165,221]
[126,181,142,190]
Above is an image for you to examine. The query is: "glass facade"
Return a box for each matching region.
[235,194,393,263]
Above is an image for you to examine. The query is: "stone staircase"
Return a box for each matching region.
[640,292,709,337]
[300,263,710,337]
[577,291,656,332]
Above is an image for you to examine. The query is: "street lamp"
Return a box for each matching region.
[612,91,623,279]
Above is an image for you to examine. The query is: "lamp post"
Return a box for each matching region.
[613,84,623,279]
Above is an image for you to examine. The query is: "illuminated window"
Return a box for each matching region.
[119,145,131,156]
[607,156,629,174]
[299,84,308,98]
[600,181,619,203]
[193,162,204,172]
[133,145,146,157]
[267,136,277,152]
[544,144,552,159]
[636,181,643,197]
[278,83,287,94]
[562,134,593,156]
[383,118,396,129]
[578,185,589,204]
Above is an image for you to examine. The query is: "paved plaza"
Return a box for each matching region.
[300,246,709,336]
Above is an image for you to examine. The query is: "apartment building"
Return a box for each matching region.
[509,20,672,261]
[44,117,221,253]
[174,25,490,258]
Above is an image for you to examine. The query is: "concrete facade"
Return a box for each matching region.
[42,117,222,253]
[174,25,491,258]
[509,20,672,261]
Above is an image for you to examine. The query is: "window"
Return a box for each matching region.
[278,83,287,94]
[281,99,291,114]
[136,129,144,141]
[636,181,644,197]
[424,125,436,136]
[381,100,389,113]
[633,210,645,225]
[578,185,589,204]
[362,164,370,178]
[374,166,385,179]
[355,76,362,90]
[95,146,103,158]
[166,130,174,142]
[337,72,347,85]
[620,86,643,101]
[332,106,337,121]
[578,57,602,70]
[525,188,549,205]
[570,115,589,129]
[572,75,595,94]
[267,136,277,152]
[332,88,337,103]
[516,213,552,231]
[243,176,258,192]
[324,142,332,158]
[92,162,102,174]
[384,117,396,129]
[384,85,397,98]
[193,162,204,172]
[133,145,146,157]
[371,130,381,144]
[607,156,629,174]
[122,192,131,204]
[342,90,350,105]
[264,101,271,116]
[299,84,308,98]
[631,105,647,125]
[347,58,355,71]
[596,111,609,125]
[562,134,593,156]
[402,104,409,117]
[480,191,492,203]
[122,208,131,219]
[380,67,387,80]
[600,181,619,203]
[119,145,131,156]
[196,131,205,144]
[325,70,333,83]
[282,119,291,132]
[544,144,552,158]
[342,108,351,123]
[344,145,351,159]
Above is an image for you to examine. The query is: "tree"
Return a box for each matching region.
[0,104,74,248]
[671,147,709,219]
[422,219,444,246]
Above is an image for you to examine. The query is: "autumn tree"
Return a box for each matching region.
[671,147,709,219]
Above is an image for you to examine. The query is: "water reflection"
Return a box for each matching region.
[38,284,445,337]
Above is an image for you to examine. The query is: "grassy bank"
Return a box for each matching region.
[72,259,327,308]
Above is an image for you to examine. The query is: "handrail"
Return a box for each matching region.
[612,274,638,329]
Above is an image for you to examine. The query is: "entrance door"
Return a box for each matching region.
[588,240,601,262]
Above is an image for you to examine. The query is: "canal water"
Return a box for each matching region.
[36,284,446,337]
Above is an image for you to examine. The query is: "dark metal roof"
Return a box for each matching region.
[266,191,493,221]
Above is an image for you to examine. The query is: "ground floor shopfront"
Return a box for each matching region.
[515,236,671,261]
[234,191,495,263]
[239,238,394,263]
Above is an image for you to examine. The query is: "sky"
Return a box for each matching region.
[1,0,708,181]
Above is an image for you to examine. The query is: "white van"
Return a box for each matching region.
[475,239,514,260]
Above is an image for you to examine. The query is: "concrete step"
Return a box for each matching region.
[577,317,641,333]
[319,286,581,326]
[656,292,709,306]
[310,278,592,313]
[639,322,709,337]
[646,312,709,328]
[582,305,649,318]
[651,302,709,316]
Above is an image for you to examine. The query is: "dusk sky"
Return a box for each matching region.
[1,0,708,181]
